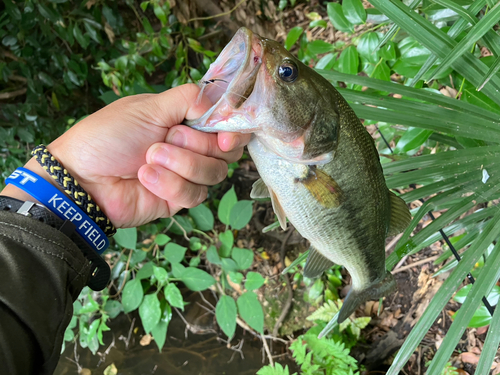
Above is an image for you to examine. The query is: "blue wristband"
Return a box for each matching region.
[5,168,109,253]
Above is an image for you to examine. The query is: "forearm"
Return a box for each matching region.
[0,154,94,374]
[0,209,91,375]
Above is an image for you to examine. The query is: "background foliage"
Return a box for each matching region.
[2,0,500,374]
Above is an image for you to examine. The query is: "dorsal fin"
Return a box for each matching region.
[270,188,287,230]
[387,191,412,237]
[250,178,270,199]
[303,246,334,279]
[295,166,343,208]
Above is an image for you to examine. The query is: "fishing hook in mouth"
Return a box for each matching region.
[197,78,230,104]
[201,78,229,85]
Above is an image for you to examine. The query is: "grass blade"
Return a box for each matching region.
[430,2,500,79]
[375,0,421,51]
[317,70,500,121]
[432,0,477,25]
[426,241,500,374]
[475,292,500,374]
[387,209,500,374]
[368,0,500,105]
[411,0,487,84]
[478,55,500,91]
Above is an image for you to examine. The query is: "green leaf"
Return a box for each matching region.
[171,262,185,278]
[17,128,34,143]
[393,127,433,154]
[218,186,237,225]
[83,21,101,44]
[122,279,144,313]
[139,294,161,334]
[136,262,155,280]
[164,243,187,264]
[153,3,167,26]
[219,230,234,258]
[216,295,237,338]
[189,204,214,231]
[257,363,292,375]
[343,0,366,25]
[151,301,172,352]
[181,267,215,291]
[307,40,335,55]
[206,245,222,265]
[73,23,89,49]
[278,0,288,11]
[379,41,396,61]
[337,46,359,75]
[113,228,137,249]
[237,291,264,334]
[245,272,265,291]
[232,247,254,270]
[229,271,244,284]
[153,266,168,283]
[164,283,184,310]
[221,258,239,273]
[37,3,59,22]
[285,26,304,50]
[155,234,171,246]
[315,53,336,70]
[103,300,122,319]
[357,32,380,64]
[430,2,500,80]
[327,2,354,33]
[163,215,193,236]
[229,200,253,230]
[370,60,391,81]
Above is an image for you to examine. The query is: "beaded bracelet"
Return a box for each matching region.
[32,145,116,237]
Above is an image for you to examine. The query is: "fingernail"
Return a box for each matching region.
[168,130,186,148]
[142,168,158,184]
[221,135,239,151]
[151,146,169,166]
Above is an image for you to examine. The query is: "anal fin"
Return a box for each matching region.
[303,247,334,279]
[387,191,412,236]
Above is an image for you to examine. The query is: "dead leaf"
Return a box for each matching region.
[493,362,500,375]
[456,370,470,375]
[104,22,115,44]
[140,334,152,346]
[435,333,443,350]
[460,352,480,365]
[80,369,91,375]
[85,0,97,9]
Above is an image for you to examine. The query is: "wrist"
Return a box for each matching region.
[1,157,66,203]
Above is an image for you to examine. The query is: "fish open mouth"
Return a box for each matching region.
[196,28,263,121]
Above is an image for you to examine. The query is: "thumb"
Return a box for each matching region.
[153,83,213,127]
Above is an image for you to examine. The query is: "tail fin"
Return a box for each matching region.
[337,271,396,323]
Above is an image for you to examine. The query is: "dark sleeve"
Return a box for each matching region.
[0,210,92,375]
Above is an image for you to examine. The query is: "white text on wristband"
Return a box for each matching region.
[5,168,109,253]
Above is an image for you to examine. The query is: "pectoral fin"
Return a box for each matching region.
[387,191,412,236]
[296,166,343,208]
[270,189,287,230]
[250,178,270,199]
[303,247,334,279]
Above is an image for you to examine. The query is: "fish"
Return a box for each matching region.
[184,28,411,326]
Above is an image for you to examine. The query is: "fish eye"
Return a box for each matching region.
[278,62,298,83]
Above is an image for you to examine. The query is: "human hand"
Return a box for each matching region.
[6,84,250,228]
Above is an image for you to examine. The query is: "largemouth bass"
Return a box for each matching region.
[185,28,411,324]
